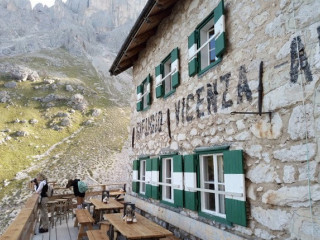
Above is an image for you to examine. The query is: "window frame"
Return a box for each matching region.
[162,53,176,98]
[136,75,151,112]
[139,159,147,195]
[196,11,222,76]
[155,48,180,99]
[161,157,174,203]
[199,153,226,218]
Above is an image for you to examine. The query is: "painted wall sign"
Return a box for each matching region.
[134,32,317,139]
[290,36,313,83]
[136,111,163,140]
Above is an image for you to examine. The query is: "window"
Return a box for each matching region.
[139,159,146,194]
[159,155,184,207]
[155,48,180,98]
[162,157,173,203]
[199,153,225,217]
[183,147,247,227]
[163,57,172,96]
[188,0,225,76]
[136,75,151,112]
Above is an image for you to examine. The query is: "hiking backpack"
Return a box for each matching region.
[77,181,88,193]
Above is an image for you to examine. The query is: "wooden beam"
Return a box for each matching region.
[156,0,177,9]
[145,10,171,25]
[133,29,156,46]
[124,45,146,59]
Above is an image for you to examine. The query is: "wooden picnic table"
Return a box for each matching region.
[74,209,95,240]
[90,198,123,222]
[105,213,173,240]
[109,190,125,196]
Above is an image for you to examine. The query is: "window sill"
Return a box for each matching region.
[198,57,222,77]
[160,200,177,208]
[198,211,232,226]
[163,89,176,99]
[138,193,148,199]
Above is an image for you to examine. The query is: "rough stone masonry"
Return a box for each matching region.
[126,0,320,239]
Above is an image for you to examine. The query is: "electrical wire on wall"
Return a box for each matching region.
[291,0,317,239]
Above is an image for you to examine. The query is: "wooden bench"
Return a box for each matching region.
[87,230,109,240]
[74,209,95,240]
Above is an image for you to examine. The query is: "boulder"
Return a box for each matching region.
[27,71,40,82]
[29,119,38,125]
[0,91,10,103]
[15,131,28,137]
[60,118,71,127]
[69,94,88,111]
[92,108,101,117]
[65,84,74,92]
[4,81,17,88]
[44,78,55,84]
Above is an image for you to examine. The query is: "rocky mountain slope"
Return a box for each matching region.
[0,0,146,234]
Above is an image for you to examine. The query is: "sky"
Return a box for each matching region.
[30,0,67,8]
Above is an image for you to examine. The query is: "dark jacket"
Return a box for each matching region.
[72,179,85,197]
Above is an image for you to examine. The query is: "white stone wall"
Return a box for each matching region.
[127,0,320,239]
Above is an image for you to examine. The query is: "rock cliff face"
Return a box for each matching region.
[0,0,146,234]
[0,0,146,104]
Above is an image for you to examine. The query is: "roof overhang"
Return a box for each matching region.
[109,0,179,76]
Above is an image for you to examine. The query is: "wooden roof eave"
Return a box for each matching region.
[109,0,178,76]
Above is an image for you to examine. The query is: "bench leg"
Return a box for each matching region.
[77,224,85,240]
[74,217,78,227]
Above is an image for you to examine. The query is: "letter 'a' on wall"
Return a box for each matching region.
[132,160,140,193]
[183,154,198,211]
[224,150,247,227]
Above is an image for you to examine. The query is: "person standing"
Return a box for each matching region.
[34,173,49,233]
[66,179,85,209]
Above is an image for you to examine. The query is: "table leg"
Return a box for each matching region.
[74,217,78,227]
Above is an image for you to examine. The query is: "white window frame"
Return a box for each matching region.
[161,157,174,203]
[199,19,217,71]
[139,160,146,195]
[137,78,150,110]
[199,153,226,218]
[163,57,172,96]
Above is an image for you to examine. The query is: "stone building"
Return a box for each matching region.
[110,0,320,239]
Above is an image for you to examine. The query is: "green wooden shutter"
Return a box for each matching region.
[136,85,143,111]
[188,31,198,77]
[155,64,164,98]
[170,48,180,89]
[146,75,151,106]
[183,154,198,211]
[151,157,160,199]
[173,155,184,207]
[132,160,140,193]
[214,0,226,57]
[224,150,247,226]
[145,158,152,198]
